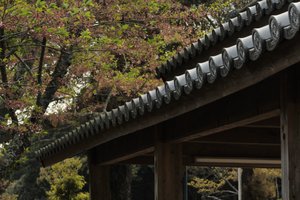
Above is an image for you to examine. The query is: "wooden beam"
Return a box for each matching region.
[193,157,281,168]
[120,156,154,165]
[183,142,280,159]
[280,68,300,200]
[121,155,281,168]
[192,127,280,146]
[88,151,111,200]
[163,75,280,143]
[92,126,155,165]
[120,140,281,168]
[154,141,184,200]
[243,117,280,129]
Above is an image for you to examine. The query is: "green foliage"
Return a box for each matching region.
[39,157,88,200]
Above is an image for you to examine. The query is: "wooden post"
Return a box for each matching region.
[88,150,111,200]
[280,68,300,200]
[154,141,184,200]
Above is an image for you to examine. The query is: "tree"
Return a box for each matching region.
[241,168,281,200]
[188,167,282,200]
[188,167,238,200]
[0,0,246,199]
[39,157,89,200]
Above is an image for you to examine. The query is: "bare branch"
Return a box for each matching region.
[36,37,47,105]
[0,26,8,86]
[103,87,113,112]
[207,195,222,200]
[37,37,47,86]
[13,52,33,76]
[214,168,238,193]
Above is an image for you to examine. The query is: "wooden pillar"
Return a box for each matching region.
[280,68,300,200]
[88,151,111,200]
[154,141,184,200]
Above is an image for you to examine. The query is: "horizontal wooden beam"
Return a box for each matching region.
[183,143,280,159]
[120,156,154,165]
[120,156,281,168]
[243,117,280,129]
[194,157,280,165]
[190,157,281,168]
[92,126,156,165]
[119,140,281,168]
[192,127,280,145]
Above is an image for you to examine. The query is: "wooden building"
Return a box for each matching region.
[37,0,300,199]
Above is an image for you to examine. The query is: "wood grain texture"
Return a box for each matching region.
[154,141,184,200]
[280,67,300,200]
[88,151,111,200]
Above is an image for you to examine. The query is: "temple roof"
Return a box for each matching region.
[36,0,300,166]
[155,0,294,80]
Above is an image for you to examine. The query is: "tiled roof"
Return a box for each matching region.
[36,1,300,163]
[155,0,294,80]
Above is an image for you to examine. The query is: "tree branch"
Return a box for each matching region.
[103,87,113,112]
[215,168,238,193]
[13,52,33,76]
[36,37,47,105]
[207,195,222,200]
[37,37,47,86]
[31,46,73,123]
[0,26,8,86]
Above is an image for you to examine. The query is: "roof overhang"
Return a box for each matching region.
[37,1,300,167]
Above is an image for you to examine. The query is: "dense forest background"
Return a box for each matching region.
[0,0,281,199]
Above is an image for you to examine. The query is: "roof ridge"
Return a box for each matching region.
[37,1,300,164]
[156,0,294,80]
